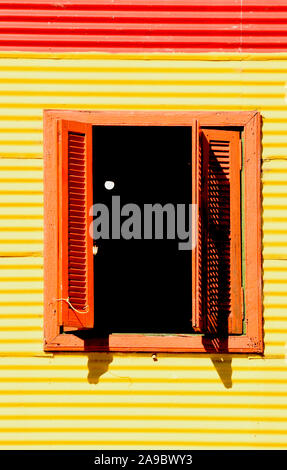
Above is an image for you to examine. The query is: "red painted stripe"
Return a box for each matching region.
[0,1,286,52]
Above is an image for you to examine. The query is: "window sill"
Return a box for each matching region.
[44,332,264,354]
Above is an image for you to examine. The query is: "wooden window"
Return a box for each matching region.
[44,111,262,353]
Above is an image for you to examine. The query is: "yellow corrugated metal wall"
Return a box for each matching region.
[0,52,286,449]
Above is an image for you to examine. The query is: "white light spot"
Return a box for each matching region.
[104,180,115,190]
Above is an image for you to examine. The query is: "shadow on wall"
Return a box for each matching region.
[203,338,233,389]
[87,352,114,385]
[200,130,234,389]
[85,349,232,389]
[209,354,232,389]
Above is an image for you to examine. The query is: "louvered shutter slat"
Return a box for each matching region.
[58,120,94,330]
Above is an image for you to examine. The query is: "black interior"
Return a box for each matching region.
[92,126,193,335]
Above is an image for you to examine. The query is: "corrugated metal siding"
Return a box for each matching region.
[0,0,287,52]
[0,52,286,448]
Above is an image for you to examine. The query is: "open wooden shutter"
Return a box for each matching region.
[191,120,205,332]
[201,128,243,335]
[58,120,94,329]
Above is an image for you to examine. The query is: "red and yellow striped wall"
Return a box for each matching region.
[0,0,287,451]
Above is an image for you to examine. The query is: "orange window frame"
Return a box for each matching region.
[44,110,263,353]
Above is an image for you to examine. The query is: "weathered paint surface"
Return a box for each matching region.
[0,0,287,52]
[0,52,286,448]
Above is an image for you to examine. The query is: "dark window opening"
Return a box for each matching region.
[92,126,194,335]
